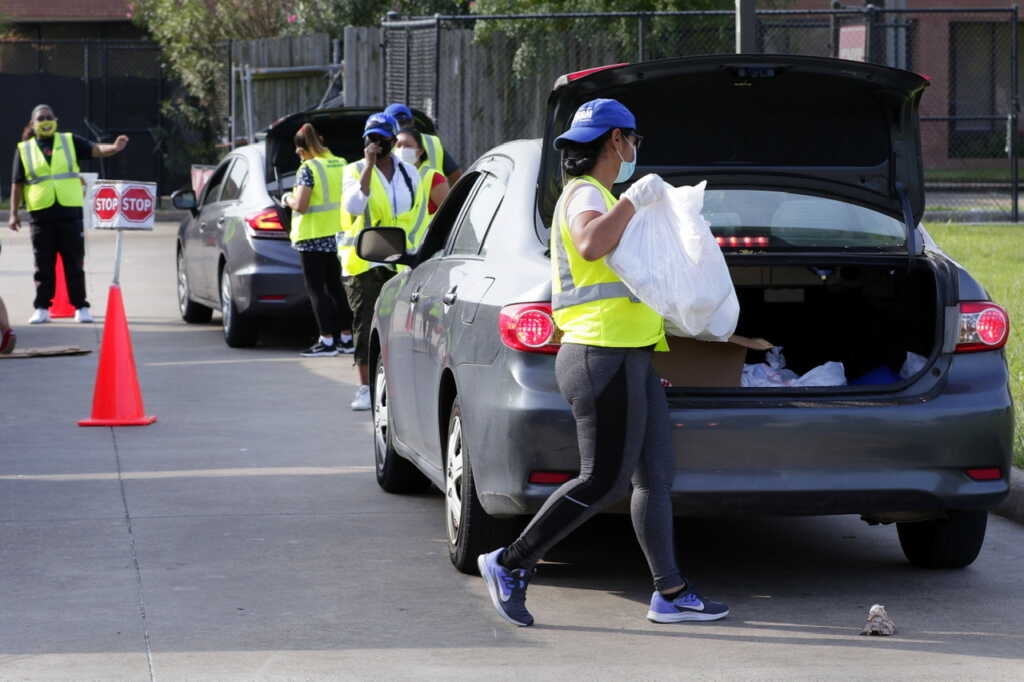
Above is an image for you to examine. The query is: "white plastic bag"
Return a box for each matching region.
[607,179,737,341]
[740,346,847,388]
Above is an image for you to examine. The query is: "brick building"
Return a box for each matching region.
[785,0,1019,176]
[3,0,145,40]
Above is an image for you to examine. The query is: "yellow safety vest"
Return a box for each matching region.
[409,166,444,253]
[290,153,346,243]
[337,160,431,277]
[550,175,666,349]
[17,133,82,211]
[419,133,445,176]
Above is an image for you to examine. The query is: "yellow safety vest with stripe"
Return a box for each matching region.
[337,160,432,277]
[17,133,82,211]
[411,165,444,252]
[551,175,666,349]
[419,133,445,176]
[289,153,347,243]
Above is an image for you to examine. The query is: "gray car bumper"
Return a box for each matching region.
[458,350,1014,518]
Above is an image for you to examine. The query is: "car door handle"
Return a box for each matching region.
[216,217,226,227]
[409,290,420,303]
[442,287,458,305]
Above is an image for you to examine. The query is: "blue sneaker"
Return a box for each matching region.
[477,548,534,627]
[647,589,729,623]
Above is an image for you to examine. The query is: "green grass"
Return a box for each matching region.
[925,223,1024,469]
[925,168,1014,183]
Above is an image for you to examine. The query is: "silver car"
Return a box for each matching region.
[359,55,1014,574]
[172,107,435,346]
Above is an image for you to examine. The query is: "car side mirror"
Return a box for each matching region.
[171,188,198,216]
[356,227,413,267]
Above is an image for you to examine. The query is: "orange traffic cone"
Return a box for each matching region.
[49,254,76,318]
[79,284,156,427]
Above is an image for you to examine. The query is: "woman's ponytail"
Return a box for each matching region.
[294,122,329,157]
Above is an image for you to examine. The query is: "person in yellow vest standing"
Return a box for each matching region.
[384,104,462,186]
[477,99,730,628]
[394,127,450,253]
[8,104,129,324]
[283,123,354,357]
[339,112,431,411]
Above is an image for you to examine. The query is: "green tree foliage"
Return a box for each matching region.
[469,0,779,79]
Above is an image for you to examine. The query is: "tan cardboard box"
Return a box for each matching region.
[653,335,771,388]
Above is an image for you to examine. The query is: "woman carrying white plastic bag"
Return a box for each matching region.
[606,175,739,342]
[475,98,729,628]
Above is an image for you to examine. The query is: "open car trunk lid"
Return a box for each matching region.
[265,106,436,190]
[538,55,929,253]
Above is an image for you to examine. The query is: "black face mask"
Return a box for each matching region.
[366,136,394,156]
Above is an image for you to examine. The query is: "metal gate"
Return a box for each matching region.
[0,39,172,198]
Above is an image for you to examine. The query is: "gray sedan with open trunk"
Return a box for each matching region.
[356,55,1014,575]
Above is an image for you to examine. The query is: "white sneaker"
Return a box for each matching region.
[74,307,94,323]
[350,384,371,411]
[28,309,50,324]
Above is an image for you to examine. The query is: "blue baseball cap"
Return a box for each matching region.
[554,98,637,149]
[364,112,398,139]
[384,103,413,121]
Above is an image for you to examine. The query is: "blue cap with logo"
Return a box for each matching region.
[384,103,413,122]
[364,112,399,139]
[554,98,637,149]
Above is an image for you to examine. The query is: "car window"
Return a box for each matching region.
[220,157,248,202]
[703,189,905,249]
[200,160,232,207]
[413,171,482,263]
[448,157,512,256]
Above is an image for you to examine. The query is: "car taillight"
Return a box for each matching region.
[956,302,1009,353]
[499,303,560,354]
[246,207,285,234]
[553,63,629,88]
[716,235,770,248]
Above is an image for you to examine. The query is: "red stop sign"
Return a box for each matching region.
[120,187,154,222]
[94,186,119,221]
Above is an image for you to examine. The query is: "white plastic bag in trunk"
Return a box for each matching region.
[607,178,738,341]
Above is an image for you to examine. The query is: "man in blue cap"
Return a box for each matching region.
[340,111,424,410]
[384,103,461,185]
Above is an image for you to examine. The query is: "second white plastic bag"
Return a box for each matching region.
[607,178,738,341]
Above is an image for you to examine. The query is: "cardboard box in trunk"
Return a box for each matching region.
[653,335,770,388]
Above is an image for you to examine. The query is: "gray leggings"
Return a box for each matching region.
[501,342,684,592]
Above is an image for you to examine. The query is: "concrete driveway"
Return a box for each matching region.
[1,224,1023,680]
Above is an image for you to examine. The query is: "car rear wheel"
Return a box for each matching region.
[446,398,512,574]
[177,249,212,323]
[897,510,988,569]
[220,268,258,348]
[372,361,429,494]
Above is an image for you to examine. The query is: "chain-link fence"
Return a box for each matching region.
[383,8,1021,222]
[0,39,184,197]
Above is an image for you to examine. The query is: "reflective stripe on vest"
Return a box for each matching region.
[404,168,437,253]
[290,154,346,243]
[420,134,444,175]
[18,133,82,211]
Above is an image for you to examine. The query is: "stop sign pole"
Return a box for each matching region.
[79,181,158,427]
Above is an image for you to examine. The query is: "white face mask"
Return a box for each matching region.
[396,146,420,166]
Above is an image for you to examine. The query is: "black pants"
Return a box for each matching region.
[299,251,352,337]
[31,219,89,310]
[501,343,683,592]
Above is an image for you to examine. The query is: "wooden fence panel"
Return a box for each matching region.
[343,27,384,107]
[232,34,333,138]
